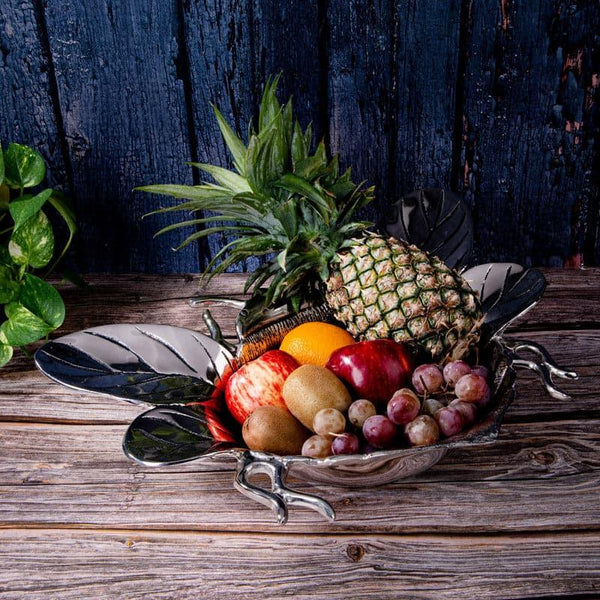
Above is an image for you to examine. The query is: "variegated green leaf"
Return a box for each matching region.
[0,264,20,304]
[20,273,65,329]
[0,343,13,367]
[9,189,52,230]
[1,302,54,346]
[3,143,46,189]
[8,210,54,268]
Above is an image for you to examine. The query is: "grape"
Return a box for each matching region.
[313,408,346,436]
[348,399,377,428]
[443,360,471,387]
[471,365,490,380]
[422,397,445,416]
[412,364,444,394]
[405,415,440,446]
[387,389,420,425]
[455,373,490,403]
[331,433,360,455]
[302,435,333,458]
[362,415,397,448]
[435,406,464,437]
[477,386,492,408]
[449,399,477,424]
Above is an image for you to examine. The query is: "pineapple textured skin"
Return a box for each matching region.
[325,234,483,359]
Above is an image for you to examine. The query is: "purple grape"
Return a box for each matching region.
[435,406,464,437]
[331,433,360,455]
[302,435,333,458]
[449,399,477,424]
[471,365,490,380]
[348,399,377,428]
[443,360,471,387]
[476,386,492,408]
[362,415,397,448]
[405,415,440,446]
[422,397,445,417]
[412,364,444,394]
[455,373,490,403]
[387,389,420,425]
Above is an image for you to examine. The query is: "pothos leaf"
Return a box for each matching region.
[8,210,54,268]
[0,343,13,368]
[3,143,46,189]
[47,191,77,270]
[9,189,53,230]
[1,302,54,346]
[0,264,20,304]
[20,273,65,329]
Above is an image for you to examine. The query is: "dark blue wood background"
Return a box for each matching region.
[1,0,599,273]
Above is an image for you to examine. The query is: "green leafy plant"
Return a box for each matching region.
[0,142,77,367]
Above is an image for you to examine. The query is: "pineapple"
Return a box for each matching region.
[138,77,482,360]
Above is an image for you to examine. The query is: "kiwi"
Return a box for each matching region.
[242,406,309,455]
[282,365,352,431]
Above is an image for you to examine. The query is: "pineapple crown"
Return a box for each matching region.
[138,75,375,310]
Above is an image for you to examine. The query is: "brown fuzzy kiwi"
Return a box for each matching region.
[282,365,352,431]
[242,406,310,455]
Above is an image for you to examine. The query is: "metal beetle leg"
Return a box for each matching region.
[234,452,336,524]
[502,338,578,401]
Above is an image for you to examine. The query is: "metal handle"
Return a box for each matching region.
[234,452,336,525]
[503,338,578,400]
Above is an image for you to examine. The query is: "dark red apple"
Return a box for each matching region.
[225,350,299,424]
[325,339,414,404]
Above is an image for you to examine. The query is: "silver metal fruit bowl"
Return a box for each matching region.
[33,189,577,524]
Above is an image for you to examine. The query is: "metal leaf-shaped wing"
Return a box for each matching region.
[123,405,240,465]
[34,324,234,406]
[380,188,474,270]
[462,264,547,339]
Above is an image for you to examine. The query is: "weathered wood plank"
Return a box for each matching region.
[1,419,597,487]
[0,1,69,192]
[44,0,198,272]
[252,1,322,138]
[459,0,600,267]
[326,0,395,222]
[182,0,255,271]
[1,529,599,600]
[394,0,462,193]
[0,419,598,532]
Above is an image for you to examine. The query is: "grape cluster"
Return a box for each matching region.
[301,359,492,457]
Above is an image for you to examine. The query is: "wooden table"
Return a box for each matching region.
[1,271,599,599]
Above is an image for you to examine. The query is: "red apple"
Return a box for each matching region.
[325,339,414,404]
[225,350,299,424]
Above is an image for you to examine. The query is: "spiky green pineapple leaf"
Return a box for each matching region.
[187,163,251,194]
[211,105,246,175]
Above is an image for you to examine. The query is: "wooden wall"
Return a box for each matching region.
[1,0,599,273]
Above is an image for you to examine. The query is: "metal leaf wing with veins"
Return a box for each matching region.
[35,324,233,405]
[381,188,474,271]
[35,324,241,461]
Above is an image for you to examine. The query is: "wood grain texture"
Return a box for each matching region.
[394,0,462,194]
[326,0,396,222]
[0,0,69,191]
[0,415,599,533]
[1,529,599,600]
[182,0,255,271]
[459,0,600,268]
[44,0,199,273]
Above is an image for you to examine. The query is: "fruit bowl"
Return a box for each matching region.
[34,190,577,524]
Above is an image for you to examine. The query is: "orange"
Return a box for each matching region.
[279,322,356,367]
